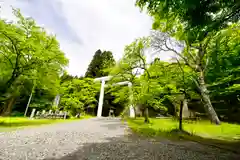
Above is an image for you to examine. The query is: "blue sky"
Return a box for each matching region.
[1,0,173,76]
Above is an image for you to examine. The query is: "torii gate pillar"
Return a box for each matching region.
[97,80,105,117]
[128,83,135,118]
[94,76,135,118]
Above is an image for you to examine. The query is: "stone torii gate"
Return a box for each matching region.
[94,76,135,118]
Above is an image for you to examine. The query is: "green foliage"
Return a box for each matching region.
[109,85,129,105]
[111,18,240,124]
[206,24,240,97]
[110,38,186,116]
[85,49,116,78]
[0,9,68,91]
[136,0,239,41]
[1,5,239,125]
[128,118,240,141]
[0,8,68,115]
[30,89,55,109]
[60,78,99,115]
[110,38,150,106]
[140,0,233,124]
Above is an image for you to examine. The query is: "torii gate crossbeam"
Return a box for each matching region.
[94,76,135,118]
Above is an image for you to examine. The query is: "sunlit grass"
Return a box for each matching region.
[0,115,93,132]
[128,118,240,141]
[127,118,240,153]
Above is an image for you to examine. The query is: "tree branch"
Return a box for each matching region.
[151,31,195,70]
[0,50,14,68]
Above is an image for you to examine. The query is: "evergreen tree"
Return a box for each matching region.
[101,51,116,75]
[85,49,115,78]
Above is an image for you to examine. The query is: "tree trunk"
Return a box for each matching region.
[0,101,8,115]
[1,97,15,116]
[198,71,221,125]
[141,109,144,117]
[179,100,183,131]
[144,107,150,123]
[133,107,136,119]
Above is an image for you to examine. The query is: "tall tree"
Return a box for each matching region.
[85,50,102,78]
[101,51,116,75]
[136,0,229,124]
[151,28,222,124]
[110,37,153,122]
[0,9,68,115]
[85,49,115,78]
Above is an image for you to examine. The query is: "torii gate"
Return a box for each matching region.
[94,76,135,118]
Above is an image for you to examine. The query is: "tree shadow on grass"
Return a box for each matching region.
[177,131,240,154]
[128,119,240,154]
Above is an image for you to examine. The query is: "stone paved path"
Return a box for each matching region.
[0,117,239,160]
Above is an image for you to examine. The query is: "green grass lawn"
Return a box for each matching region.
[128,118,240,141]
[0,115,93,132]
[127,118,240,152]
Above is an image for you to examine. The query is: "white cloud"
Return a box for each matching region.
[1,0,172,77]
[59,0,153,76]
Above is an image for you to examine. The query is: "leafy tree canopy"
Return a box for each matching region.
[60,78,100,115]
[0,9,68,95]
[85,49,116,78]
[136,0,240,35]
[0,8,68,115]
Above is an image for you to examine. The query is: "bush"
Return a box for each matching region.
[10,111,24,117]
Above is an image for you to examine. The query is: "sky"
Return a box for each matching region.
[0,0,173,76]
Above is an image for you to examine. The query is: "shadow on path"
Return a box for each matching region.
[44,118,240,160]
[44,135,240,160]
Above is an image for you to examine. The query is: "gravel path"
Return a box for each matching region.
[0,117,239,160]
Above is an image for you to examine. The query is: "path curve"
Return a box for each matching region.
[0,117,239,160]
